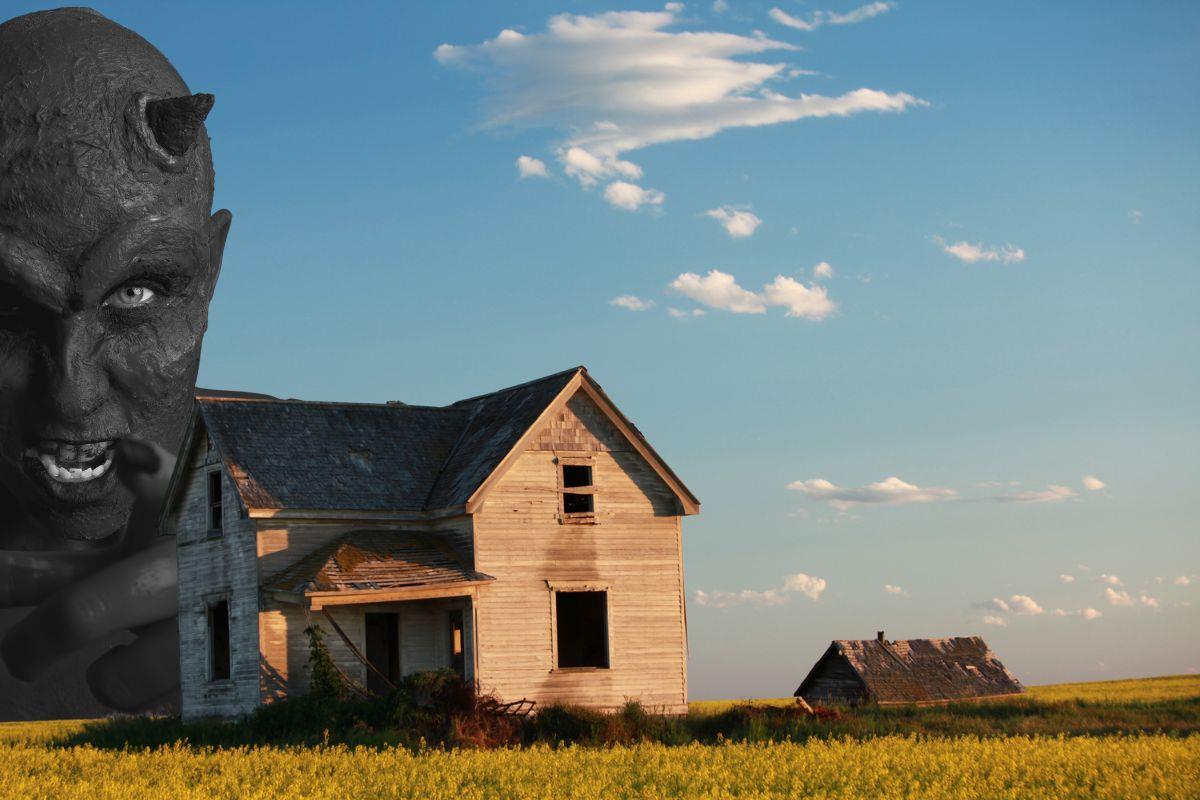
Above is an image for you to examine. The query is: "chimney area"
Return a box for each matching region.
[877,630,886,643]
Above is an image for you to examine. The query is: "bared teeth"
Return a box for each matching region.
[37,450,114,483]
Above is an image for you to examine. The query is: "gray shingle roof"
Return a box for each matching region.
[797,636,1023,703]
[198,367,580,513]
[266,530,493,594]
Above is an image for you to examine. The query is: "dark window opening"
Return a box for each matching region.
[555,590,608,668]
[207,470,223,532]
[365,612,400,693]
[207,599,230,681]
[448,609,465,676]
[561,464,594,515]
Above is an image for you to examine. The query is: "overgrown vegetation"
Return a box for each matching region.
[16,671,1198,751]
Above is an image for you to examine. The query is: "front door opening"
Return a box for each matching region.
[364,612,400,693]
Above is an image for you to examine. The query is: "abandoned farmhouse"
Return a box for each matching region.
[165,367,700,720]
[795,633,1024,706]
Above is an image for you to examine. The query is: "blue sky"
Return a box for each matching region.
[11,0,1197,697]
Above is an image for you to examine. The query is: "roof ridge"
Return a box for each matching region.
[448,366,584,406]
[197,396,460,412]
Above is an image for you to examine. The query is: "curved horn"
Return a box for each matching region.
[144,93,214,156]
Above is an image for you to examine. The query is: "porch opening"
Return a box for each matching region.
[449,609,465,676]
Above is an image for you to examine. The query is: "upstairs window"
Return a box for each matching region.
[207,598,231,681]
[207,470,223,532]
[560,463,594,517]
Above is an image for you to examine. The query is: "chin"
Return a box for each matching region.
[2,452,135,544]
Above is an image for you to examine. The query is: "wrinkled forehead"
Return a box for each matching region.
[0,8,214,261]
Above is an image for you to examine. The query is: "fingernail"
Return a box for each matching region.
[115,438,160,473]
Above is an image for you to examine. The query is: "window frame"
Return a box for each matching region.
[205,595,233,683]
[206,467,224,535]
[547,581,611,672]
[556,456,597,524]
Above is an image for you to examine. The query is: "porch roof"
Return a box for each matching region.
[266,530,494,598]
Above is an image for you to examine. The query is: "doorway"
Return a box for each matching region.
[448,609,465,676]
[364,612,399,694]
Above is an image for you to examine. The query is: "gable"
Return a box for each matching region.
[529,392,629,453]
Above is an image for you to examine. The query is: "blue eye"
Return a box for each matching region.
[105,285,157,309]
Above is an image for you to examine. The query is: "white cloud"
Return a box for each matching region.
[671,270,765,313]
[995,484,1076,504]
[1058,574,1076,584]
[1082,474,1106,491]
[977,594,1043,617]
[761,275,836,320]
[790,476,956,510]
[610,295,655,311]
[1156,576,1165,584]
[667,307,706,320]
[705,206,763,238]
[516,155,550,178]
[812,261,834,280]
[983,615,1008,627]
[769,2,894,32]
[1077,564,1090,572]
[694,570,827,607]
[712,0,729,12]
[1105,587,1134,606]
[603,181,664,211]
[1053,607,1102,620]
[1175,576,1192,586]
[934,235,1026,265]
[1009,594,1044,615]
[1099,574,1123,587]
[1129,209,1143,225]
[883,584,908,596]
[1139,594,1160,609]
[436,5,925,206]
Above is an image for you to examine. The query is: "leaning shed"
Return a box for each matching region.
[795,632,1023,705]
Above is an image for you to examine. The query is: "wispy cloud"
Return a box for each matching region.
[812,261,834,280]
[610,295,655,311]
[976,595,1043,616]
[1105,587,1134,606]
[670,269,835,320]
[516,155,550,178]
[1139,593,1160,609]
[789,476,956,510]
[1175,576,1192,586]
[1082,474,1106,491]
[994,484,1076,504]
[883,584,908,597]
[667,307,706,320]
[769,2,895,32]
[705,206,763,238]
[694,571,828,608]
[604,181,665,211]
[1053,607,1102,620]
[1099,574,1123,587]
[1058,574,1076,583]
[933,235,1026,265]
[436,5,925,208]
[1129,209,1143,225]
[983,615,1008,627]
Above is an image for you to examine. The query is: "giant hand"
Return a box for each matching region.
[0,439,180,711]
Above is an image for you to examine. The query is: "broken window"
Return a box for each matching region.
[555,590,608,668]
[207,469,223,532]
[560,463,594,516]
[207,599,231,681]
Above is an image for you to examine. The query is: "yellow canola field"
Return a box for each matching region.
[1,734,1196,800]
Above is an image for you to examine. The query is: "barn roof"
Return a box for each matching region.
[796,636,1023,704]
[165,366,699,518]
[266,530,493,595]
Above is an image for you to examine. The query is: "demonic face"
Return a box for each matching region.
[0,9,230,543]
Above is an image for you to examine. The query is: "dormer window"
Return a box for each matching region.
[559,460,595,522]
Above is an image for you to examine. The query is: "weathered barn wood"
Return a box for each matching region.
[795,632,1023,705]
[167,367,698,720]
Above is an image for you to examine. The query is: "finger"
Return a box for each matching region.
[113,437,177,553]
[0,547,127,607]
[0,537,177,681]
[86,617,180,712]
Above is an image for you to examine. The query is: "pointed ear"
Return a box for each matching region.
[207,209,233,292]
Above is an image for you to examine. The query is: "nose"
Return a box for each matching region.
[43,315,111,423]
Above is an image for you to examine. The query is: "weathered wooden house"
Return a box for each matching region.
[165,367,699,720]
[795,632,1023,705]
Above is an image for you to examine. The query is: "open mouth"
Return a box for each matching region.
[23,440,115,484]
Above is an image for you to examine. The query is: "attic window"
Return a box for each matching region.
[560,462,595,519]
[207,470,223,533]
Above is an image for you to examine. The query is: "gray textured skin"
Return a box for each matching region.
[0,7,229,547]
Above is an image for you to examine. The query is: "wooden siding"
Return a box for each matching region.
[169,424,262,720]
[801,654,867,705]
[473,390,688,714]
